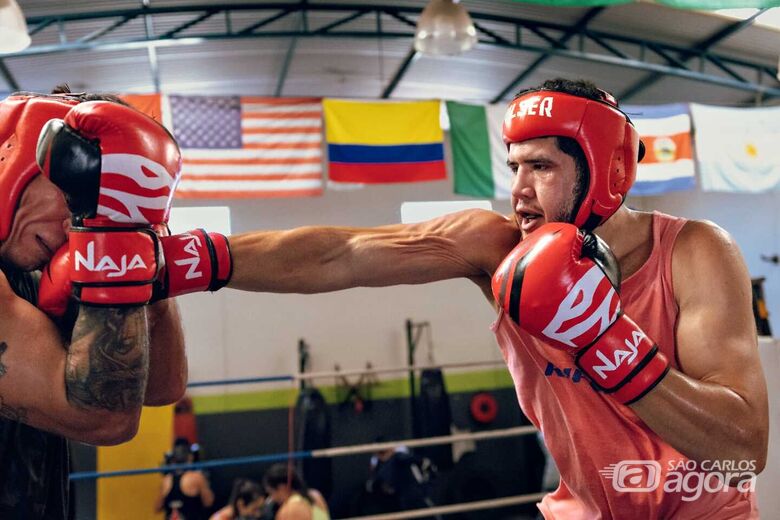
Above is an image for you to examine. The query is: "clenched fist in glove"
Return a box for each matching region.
[492,222,669,404]
[36,100,232,317]
[37,100,180,311]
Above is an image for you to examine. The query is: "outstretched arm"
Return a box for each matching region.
[228,209,521,293]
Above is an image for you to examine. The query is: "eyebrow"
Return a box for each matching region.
[507,157,553,166]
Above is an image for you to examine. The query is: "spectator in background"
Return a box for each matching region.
[366,443,437,516]
[263,463,330,520]
[155,437,215,520]
[210,478,268,520]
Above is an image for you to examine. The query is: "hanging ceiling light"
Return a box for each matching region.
[414,0,477,57]
[0,0,30,54]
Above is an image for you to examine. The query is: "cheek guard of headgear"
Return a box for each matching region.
[0,95,78,241]
[502,89,645,231]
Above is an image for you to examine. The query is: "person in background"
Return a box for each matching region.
[210,478,268,520]
[155,438,215,520]
[366,442,437,515]
[263,464,330,520]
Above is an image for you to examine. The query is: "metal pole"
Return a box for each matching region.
[406,318,419,438]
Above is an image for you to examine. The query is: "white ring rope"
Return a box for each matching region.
[296,359,507,381]
[339,493,548,520]
[312,425,537,458]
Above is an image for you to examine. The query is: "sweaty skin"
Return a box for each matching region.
[0,175,187,444]
[226,135,768,471]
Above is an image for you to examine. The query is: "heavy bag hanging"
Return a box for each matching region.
[417,368,453,470]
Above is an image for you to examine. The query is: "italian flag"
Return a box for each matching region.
[446,100,513,199]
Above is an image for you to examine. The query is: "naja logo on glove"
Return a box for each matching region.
[542,265,620,348]
[590,330,644,380]
[172,233,204,280]
[74,241,149,278]
[97,153,180,224]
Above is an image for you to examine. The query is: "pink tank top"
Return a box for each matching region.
[491,212,757,519]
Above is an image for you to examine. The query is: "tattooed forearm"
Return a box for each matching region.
[65,306,150,412]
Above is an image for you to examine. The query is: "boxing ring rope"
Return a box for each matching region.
[186,359,506,388]
[69,425,536,481]
[340,493,548,520]
[75,359,542,518]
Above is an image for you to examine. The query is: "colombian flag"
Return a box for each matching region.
[323,99,446,183]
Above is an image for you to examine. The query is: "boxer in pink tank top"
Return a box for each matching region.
[216,78,769,519]
[493,212,757,518]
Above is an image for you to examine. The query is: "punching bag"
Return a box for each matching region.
[296,387,333,498]
[417,369,453,470]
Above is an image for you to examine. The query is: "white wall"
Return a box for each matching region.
[173,182,780,394]
[631,190,780,335]
[172,179,512,394]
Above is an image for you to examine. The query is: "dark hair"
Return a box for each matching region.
[50,83,131,106]
[229,478,265,510]
[169,437,195,465]
[11,83,131,107]
[515,78,608,103]
[263,463,312,504]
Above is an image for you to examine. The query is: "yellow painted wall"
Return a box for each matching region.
[97,405,174,520]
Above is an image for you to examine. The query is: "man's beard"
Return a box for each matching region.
[549,185,580,224]
[555,173,586,224]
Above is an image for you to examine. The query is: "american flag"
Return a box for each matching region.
[165,95,323,198]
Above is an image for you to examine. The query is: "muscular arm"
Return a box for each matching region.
[144,299,187,406]
[630,221,769,471]
[228,209,520,293]
[0,275,148,445]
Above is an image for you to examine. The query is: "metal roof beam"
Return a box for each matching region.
[381,9,417,29]
[619,9,766,101]
[646,42,689,70]
[0,60,19,91]
[381,47,417,99]
[9,3,778,100]
[313,9,368,34]
[77,15,138,43]
[473,22,511,46]
[159,10,218,39]
[275,8,305,97]
[238,9,295,35]
[28,17,56,37]
[706,55,748,83]
[490,7,604,103]
[584,32,628,60]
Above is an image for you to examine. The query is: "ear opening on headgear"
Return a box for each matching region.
[637,139,646,162]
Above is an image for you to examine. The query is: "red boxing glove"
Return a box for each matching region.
[492,223,669,404]
[38,245,72,318]
[37,100,181,226]
[153,229,232,300]
[36,101,181,306]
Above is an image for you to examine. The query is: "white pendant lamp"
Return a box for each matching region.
[414,0,477,57]
[0,0,30,54]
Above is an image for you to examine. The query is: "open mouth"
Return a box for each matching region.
[518,210,544,231]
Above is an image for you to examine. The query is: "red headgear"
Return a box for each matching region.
[0,95,79,241]
[502,89,644,230]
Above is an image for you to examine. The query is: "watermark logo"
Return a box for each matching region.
[600,460,661,492]
[601,459,757,502]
